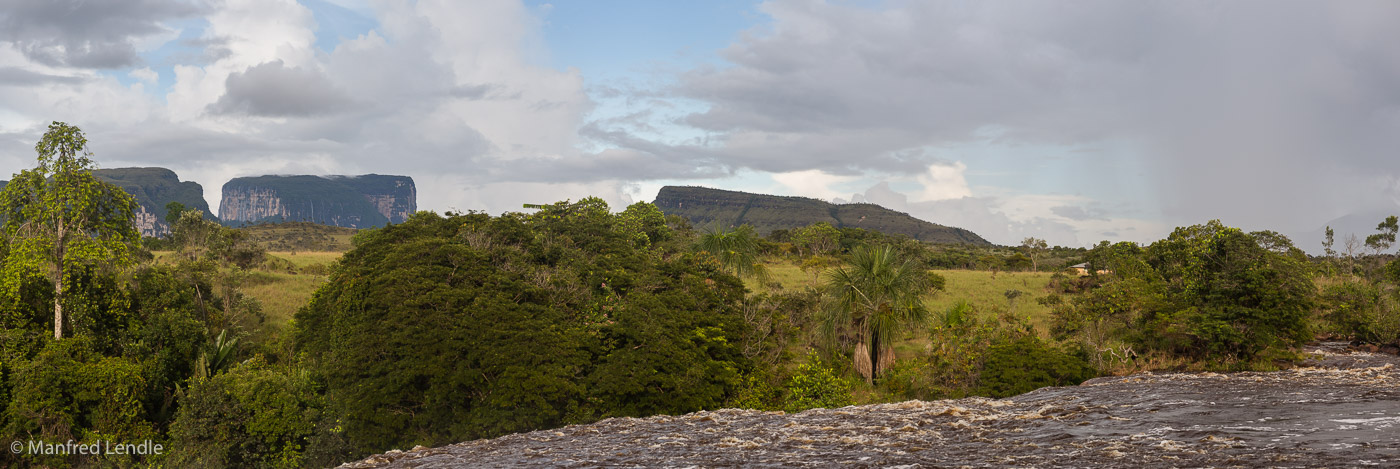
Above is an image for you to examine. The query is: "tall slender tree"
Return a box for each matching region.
[0,122,138,339]
[820,244,930,383]
[1021,237,1048,272]
[1365,215,1398,255]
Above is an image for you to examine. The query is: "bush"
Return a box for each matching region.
[727,371,784,412]
[3,338,155,468]
[169,359,323,469]
[783,353,853,413]
[976,336,1095,398]
[926,272,946,292]
[295,205,753,458]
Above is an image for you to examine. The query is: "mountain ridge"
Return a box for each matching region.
[652,185,989,245]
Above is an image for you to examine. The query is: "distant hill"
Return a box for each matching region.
[652,186,990,245]
[0,167,213,237]
[235,221,358,252]
[91,167,216,237]
[220,174,416,229]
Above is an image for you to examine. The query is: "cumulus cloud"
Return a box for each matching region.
[913,162,972,202]
[772,169,858,201]
[208,60,352,117]
[129,67,159,83]
[0,0,201,68]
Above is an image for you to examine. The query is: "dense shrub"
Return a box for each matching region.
[783,353,853,413]
[976,336,1095,398]
[1051,221,1316,364]
[169,359,323,469]
[3,338,156,468]
[295,201,753,457]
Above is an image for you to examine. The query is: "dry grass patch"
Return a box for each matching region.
[242,271,329,326]
[266,251,342,269]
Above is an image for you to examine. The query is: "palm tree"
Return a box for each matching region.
[821,245,930,384]
[696,225,771,284]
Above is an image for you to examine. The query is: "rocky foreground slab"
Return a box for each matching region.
[340,345,1400,468]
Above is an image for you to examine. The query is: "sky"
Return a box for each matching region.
[2,0,1399,249]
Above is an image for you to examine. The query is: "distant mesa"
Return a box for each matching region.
[219,174,417,229]
[93,167,217,238]
[0,167,215,238]
[653,186,990,245]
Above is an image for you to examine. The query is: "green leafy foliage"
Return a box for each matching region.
[696,224,771,283]
[169,359,324,468]
[1049,221,1316,366]
[783,353,853,413]
[3,337,155,468]
[821,245,930,383]
[793,222,841,256]
[295,204,752,458]
[616,201,672,247]
[0,122,139,339]
[976,336,1095,398]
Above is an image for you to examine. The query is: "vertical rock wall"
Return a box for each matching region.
[219,174,416,229]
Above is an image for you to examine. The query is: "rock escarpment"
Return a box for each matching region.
[92,167,216,238]
[219,174,416,229]
[341,344,1400,468]
[0,167,214,238]
[653,186,989,245]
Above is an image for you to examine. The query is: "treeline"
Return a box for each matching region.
[684,219,1087,274]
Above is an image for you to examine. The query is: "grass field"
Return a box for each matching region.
[147,248,344,329]
[925,269,1057,332]
[757,261,1058,331]
[266,251,342,269]
[237,222,358,251]
[243,270,329,325]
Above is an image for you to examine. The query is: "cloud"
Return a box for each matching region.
[913,162,972,202]
[601,0,1400,240]
[1050,205,1110,221]
[208,60,352,116]
[129,67,159,83]
[6,0,1400,243]
[0,66,87,86]
[772,169,857,201]
[0,0,202,68]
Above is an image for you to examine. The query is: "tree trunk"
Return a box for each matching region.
[53,217,65,339]
[875,345,896,378]
[853,342,873,384]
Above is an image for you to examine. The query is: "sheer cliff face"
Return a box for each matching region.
[92,167,214,238]
[345,175,417,224]
[133,205,166,238]
[219,187,287,223]
[219,175,416,229]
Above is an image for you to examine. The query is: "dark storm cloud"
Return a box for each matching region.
[208,61,354,117]
[0,0,203,68]
[599,0,1400,236]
